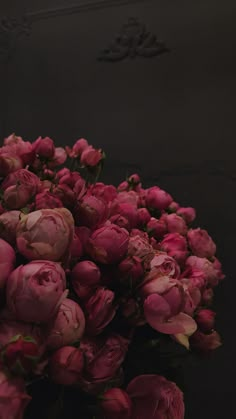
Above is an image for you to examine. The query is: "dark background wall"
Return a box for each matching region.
[0,1,235,417]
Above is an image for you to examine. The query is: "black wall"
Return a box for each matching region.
[0,1,235,418]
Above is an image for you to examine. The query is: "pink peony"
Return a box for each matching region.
[168,201,180,211]
[34,191,63,210]
[145,186,173,210]
[66,138,89,158]
[144,288,197,336]
[190,330,222,353]
[119,203,138,229]
[80,334,129,393]
[161,213,188,235]
[0,211,21,245]
[180,279,202,316]
[127,374,185,419]
[0,319,45,352]
[46,298,85,350]
[195,309,216,333]
[33,136,55,159]
[137,207,151,226]
[187,228,216,258]
[0,370,31,419]
[186,256,222,287]
[75,226,91,254]
[109,214,130,230]
[180,266,207,289]
[128,234,155,269]
[4,185,32,210]
[1,335,40,376]
[0,153,23,176]
[115,191,139,207]
[119,256,143,282]
[47,147,67,168]
[72,260,101,300]
[150,251,180,278]
[1,169,40,193]
[3,133,34,165]
[80,146,103,167]
[147,217,167,239]
[74,195,107,230]
[177,206,196,224]
[160,233,188,265]
[58,170,81,190]
[89,183,117,204]
[201,287,214,305]
[0,238,15,289]
[117,180,129,192]
[53,184,76,208]
[85,287,116,335]
[87,224,129,264]
[6,261,67,323]
[69,230,83,261]
[16,208,74,261]
[100,388,132,419]
[49,346,84,385]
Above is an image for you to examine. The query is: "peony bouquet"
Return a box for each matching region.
[0,134,224,419]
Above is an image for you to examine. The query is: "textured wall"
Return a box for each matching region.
[0,1,235,417]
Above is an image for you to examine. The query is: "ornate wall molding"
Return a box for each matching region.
[98,17,168,61]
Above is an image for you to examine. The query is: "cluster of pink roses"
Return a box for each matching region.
[0,134,224,419]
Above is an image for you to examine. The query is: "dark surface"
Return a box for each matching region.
[0,1,235,417]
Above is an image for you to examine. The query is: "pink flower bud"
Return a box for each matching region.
[0,211,20,245]
[117,181,129,192]
[127,374,185,419]
[146,186,173,210]
[119,256,143,282]
[72,260,101,300]
[109,214,130,230]
[0,370,31,419]
[16,208,74,261]
[34,191,63,210]
[66,138,89,158]
[87,224,129,264]
[49,346,84,385]
[74,195,107,230]
[80,146,103,167]
[33,136,55,159]
[0,153,23,176]
[161,213,187,235]
[0,238,15,289]
[195,309,216,332]
[160,233,188,265]
[128,234,155,269]
[6,261,67,323]
[144,292,197,336]
[177,207,196,224]
[4,185,33,209]
[46,299,85,349]
[48,147,67,168]
[201,287,214,305]
[100,388,132,419]
[85,287,116,335]
[190,330,221,354]
[187,228,216,258]
[168,201,180,211]
[1,335,40,376]
[147,217,166,239]
[137,208,151,226]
